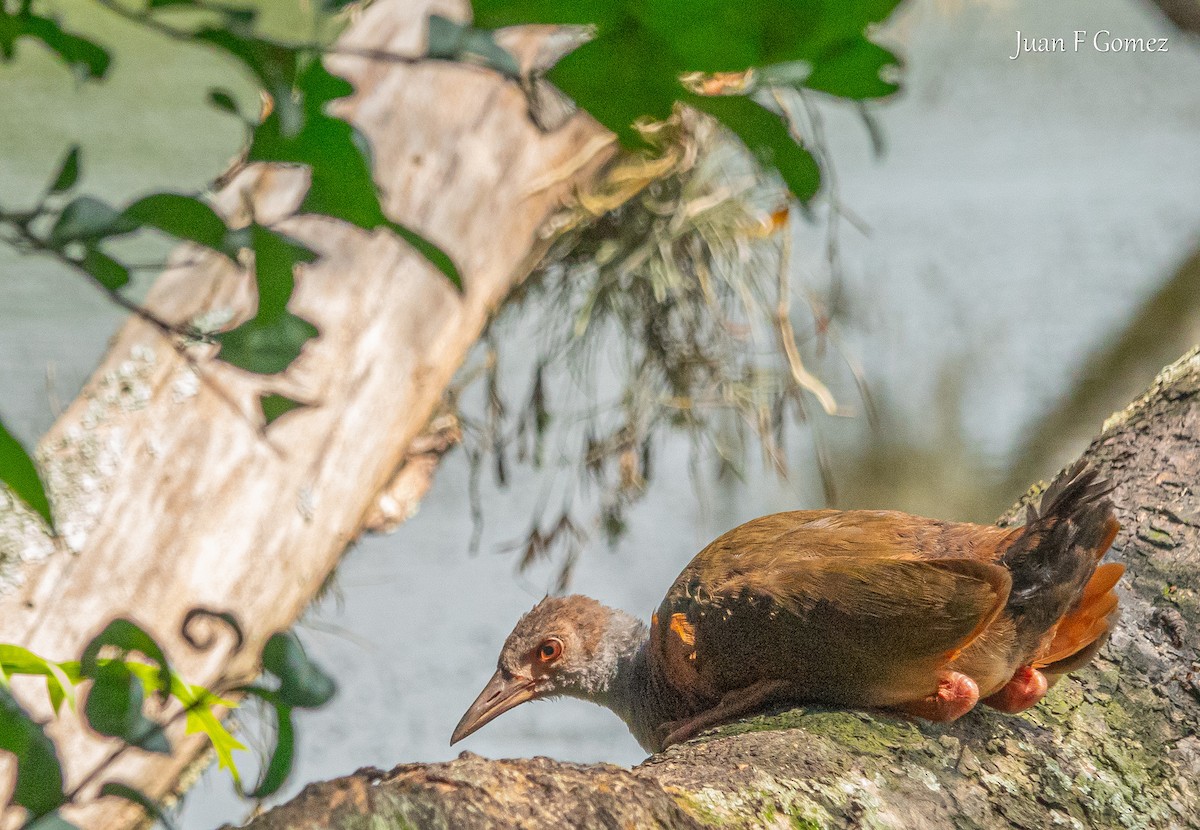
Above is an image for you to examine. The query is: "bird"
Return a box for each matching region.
[451,461,1123,754]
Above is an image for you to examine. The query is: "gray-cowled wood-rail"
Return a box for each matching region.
[452,461,1123,753]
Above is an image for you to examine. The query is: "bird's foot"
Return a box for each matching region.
[659,718,702,750]
[892,671,979,722]
[981,666,1048,713]
[657,679,790,750]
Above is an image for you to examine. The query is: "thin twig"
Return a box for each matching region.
[774,220,838,416]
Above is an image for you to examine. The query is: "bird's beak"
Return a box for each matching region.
[451,670,537,745]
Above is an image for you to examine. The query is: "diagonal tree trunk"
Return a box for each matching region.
[0,1,614,826]
[1144,0,1200,36]
[1001,245,1200,498]
[230,347,1200,830]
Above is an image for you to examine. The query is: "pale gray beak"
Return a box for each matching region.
[451,670,537,745]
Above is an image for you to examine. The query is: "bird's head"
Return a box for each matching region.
[451,594,643,744]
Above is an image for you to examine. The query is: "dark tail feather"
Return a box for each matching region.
[1035,561,1123,677]
[1001,461,1120,662]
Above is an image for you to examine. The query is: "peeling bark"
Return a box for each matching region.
[235,347,1200,830]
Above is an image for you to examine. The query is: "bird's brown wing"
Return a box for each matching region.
[715,509,1018,564]
[653,511,1013,707]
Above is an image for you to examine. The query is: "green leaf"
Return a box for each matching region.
[181,690,245,784]
[51,194,248,270]
[214,223,321,377]
[82,661,170,754]
[0,686,66,817]
[224,630,334,797]
[81,248,129,290]
[471,0,622,29]
[51,194,249,281]
[48,145,80,193]
[0,416,53,528]
[120,663,247,784]
[546,25,678,147]
[691,94,821,201]
[122,193,234,257]
[48,196,132,246]
[0,14,16,61]
[216,312,319,375]
[81,619,172,698]
[390,223,461,289]
[0,644,76,714]
[24,813,79,830]
[193,27,296,94]
[250,225,318,323]
[99,783,176,830]
[240,689,294,798]
[79,622,177,756]
[214,5,258,33]
[208,88,241,116]
[255,700,293,797]
[1,10,110,79]
[46,653,247,784]
[625,3,772,71]
[260,394,307,426]
[260,631,335,708]
[427,15,520,78]
[803,39,901,100]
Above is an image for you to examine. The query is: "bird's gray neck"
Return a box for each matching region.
[570,609,694,753]
[564,608,645,700]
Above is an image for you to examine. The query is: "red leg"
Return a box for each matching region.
[981,666,1048,713]
[891,671,979,722]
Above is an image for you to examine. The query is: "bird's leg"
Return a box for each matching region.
[980,666,1048,713]
[890,671,979,722]
[659,679,789,749]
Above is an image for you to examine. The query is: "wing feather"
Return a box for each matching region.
[655,511,1013,706]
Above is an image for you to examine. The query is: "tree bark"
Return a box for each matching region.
[232,346,1200,830]
[0,1,613,827]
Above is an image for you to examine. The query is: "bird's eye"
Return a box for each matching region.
[537,639,563,663]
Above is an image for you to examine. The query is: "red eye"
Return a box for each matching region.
[537,639,562,663]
